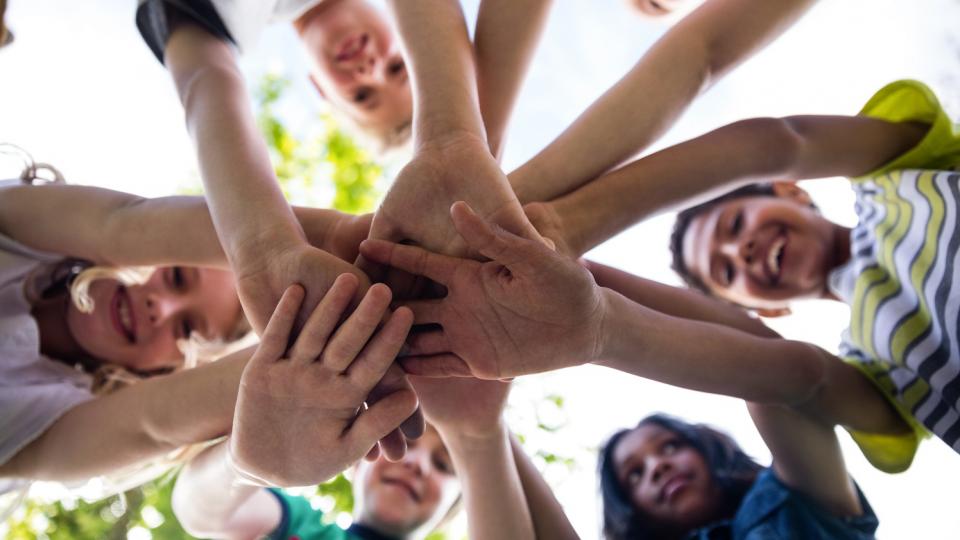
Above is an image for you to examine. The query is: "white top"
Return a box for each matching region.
[209,0,320,53]
[0,192,93,492]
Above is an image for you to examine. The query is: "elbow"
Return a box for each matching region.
[171,480,217,538]
[780,342,830,408]
[726,117,804,178]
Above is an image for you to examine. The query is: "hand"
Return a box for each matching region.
[359,134,544,298]
[229,279,418,487]
[410,376,511,439]
[299,209,373,263]
[522,201,574,257]
[235,239,425,451]
[359,201,606,380]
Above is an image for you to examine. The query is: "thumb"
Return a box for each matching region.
[348,389,419,455]
[449,201,539,272]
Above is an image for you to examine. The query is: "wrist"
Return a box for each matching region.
[594,287,628,367]
[437,419,509,452]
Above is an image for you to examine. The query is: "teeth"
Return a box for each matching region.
[119,299,131,334]
[767,237,785,276]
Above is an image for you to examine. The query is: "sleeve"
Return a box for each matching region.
[135,0,237,64]
[265,488,330,540]
[840,358,931,474]
[0,378,93,465]
[855,79,960,179]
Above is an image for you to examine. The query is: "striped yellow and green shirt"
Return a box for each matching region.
[828,80,960,473]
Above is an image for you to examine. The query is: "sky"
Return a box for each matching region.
[3,0,960,538]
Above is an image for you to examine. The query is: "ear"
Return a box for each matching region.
[308,72,327,99]
[753,306,792,318]
[772,181,813,206]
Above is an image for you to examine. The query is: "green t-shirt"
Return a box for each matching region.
[829,79,960,473]
[266,489,356,540]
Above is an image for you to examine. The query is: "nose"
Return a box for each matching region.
[400,449,429,477]
[720,238,756,266]
[145,293,183,326]
[646,455,673,485]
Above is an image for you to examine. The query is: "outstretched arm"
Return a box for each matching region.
[474,0,554,159]
[509,0,818,203]
[360,203,908,439]
[412,377,534,540]
[0,346,249,482]
[545,115,928,256]
[509,434,580,540]
[0,184,369,268]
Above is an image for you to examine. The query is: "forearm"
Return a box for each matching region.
[585,260,777,338]
[474,0,553,159]
[0,349,249,482]
[172,442,275,539]
[165,25,305,267]
[386,0,485,143]
[595,288,826,405]
[509,434,579,540]
[509,0,816,204]
[441,425,535,540]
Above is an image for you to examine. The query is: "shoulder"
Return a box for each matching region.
[730,469,878,540]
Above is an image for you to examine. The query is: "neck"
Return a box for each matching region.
[348,521,403,540]
[820,222,852,301]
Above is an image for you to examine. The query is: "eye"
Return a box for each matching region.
[177,317,194,341]
[730,210,744,237]
[626,467,644,486]
[171,267,186,290]
[433,453,454,475]
[353,86,372,103]
[388,58,405,76]
[722,260,735,286]
[662,439,680,454]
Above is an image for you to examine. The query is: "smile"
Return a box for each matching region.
[111,286,137,344]
[335,33,368,62]
[661,474,692,503]
[765,232,787,284]
[382,477,421,503]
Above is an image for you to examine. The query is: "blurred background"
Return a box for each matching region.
[2,0,960,538]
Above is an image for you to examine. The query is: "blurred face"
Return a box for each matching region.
[354,427,459,536]
[682,194,838,310]
[298,0,412,136]
[613,424,722,535]
[65,266,241,373]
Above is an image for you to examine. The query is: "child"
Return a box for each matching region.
[0,165,408,498]
[171,287,577,539]
[599,412,878,539]
[492,80,959,472]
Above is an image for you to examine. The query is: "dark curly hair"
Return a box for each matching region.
[599,414,763,540]
[668,183,780,295]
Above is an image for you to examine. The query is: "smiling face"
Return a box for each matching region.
[65,266,242,373]
[296,0,412,139]
[681,190,842,311]
[613,424,723,536]
[353,426,459,537]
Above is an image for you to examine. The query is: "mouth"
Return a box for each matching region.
[660,474,692,504]
[335,33,369,62]
[381,477,421,503]
[110,286,136,344]
[764,230,787,285]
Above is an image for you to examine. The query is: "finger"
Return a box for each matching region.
[364,444,380,462]
[398,354,474,377]
[403,329,452,357]
[347,307,414,387]
[322,283,394,372]
[450,201,537,271]
[355,253,388,285]
[359,239,462,286]
[348,389,419,460]
[288,274,358,365]
[399,407,425,440]
[398,299,445,326]
[255,284,305,363]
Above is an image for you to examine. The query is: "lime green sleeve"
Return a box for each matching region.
[855,79,960,178]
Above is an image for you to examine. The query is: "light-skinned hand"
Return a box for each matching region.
[411,376,511,440]
[229,278,418,487]
[358,133,544,298]
[358,201,606,380]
